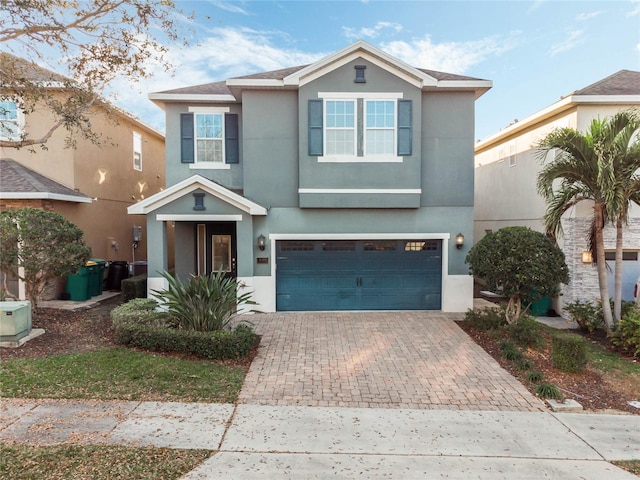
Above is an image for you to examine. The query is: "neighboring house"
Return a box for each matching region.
[0,54,166,300]
[474,70,640,307]
[129,41,491,312]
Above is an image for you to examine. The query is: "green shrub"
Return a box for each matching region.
[551,333,587,372]
[500,340,523,361]
[111,298,259,360]
[508,316,544,349]
[121,274,147,302]
[152,271,258,332]
[526,371,543,383]
[516,358,532,371]
[564,300,603,333]
[113,322,259,360]
[111,298,176,329]
[610,307,640,357]
[464,307,507,331]
[535,382,562,400]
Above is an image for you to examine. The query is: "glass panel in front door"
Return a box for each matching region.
[212,235,232,272]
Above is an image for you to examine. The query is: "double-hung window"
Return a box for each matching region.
[365,100,395,155]
[196,113,223,163]
[133,131,142,171]
[0,100,22,140]
[310,93,411,162]
[326,100,355,156]
[180,108,239,167]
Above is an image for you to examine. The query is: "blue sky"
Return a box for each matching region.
[35,1,640,140]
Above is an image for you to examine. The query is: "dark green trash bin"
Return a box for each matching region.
[530,296,552,316]
[89,259,106,296]
[66,267,91,301]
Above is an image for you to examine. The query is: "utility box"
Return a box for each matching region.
[0,301,32,343]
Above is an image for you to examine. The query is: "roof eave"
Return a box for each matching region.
[0,192,93,203]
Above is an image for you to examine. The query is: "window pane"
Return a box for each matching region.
[0,101,17,120]
[213,235,231,272]
[197,139,223,162]
[326,130,354,155]
[366,130,394,155]
[366,101,394,128]
[196,114,222,139]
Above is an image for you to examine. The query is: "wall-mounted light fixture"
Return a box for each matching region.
[257,234,266,251]
[455,233,465,250]
[582,251,593,263]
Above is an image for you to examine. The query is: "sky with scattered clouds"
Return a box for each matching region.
[15,0,640,140]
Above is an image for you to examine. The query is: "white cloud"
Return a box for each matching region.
[577,11,601,21]
[342,22,403,41]
[379,34,519,73]
[550,29,584,56]
[627,0,640,17]
[207,0,251,15]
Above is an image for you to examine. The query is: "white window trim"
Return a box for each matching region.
[0,100,25,141]
[194,112,225,167]
[188,106,232,169]
[317,92,403,163]
[132,131,142,171]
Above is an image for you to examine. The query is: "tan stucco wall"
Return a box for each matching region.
[0,94,166,263]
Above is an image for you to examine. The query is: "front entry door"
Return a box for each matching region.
[196,222,237,279]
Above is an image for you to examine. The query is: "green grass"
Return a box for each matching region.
[585,340,640,376]
[0,347,247,402]
[0,444,210,480]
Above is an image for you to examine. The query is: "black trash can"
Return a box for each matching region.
[107,261,129,290]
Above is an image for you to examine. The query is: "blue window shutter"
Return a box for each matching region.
[308,99,323,156]
[180,113,194,163]
[225,113,239,164]
[397,100,412,156]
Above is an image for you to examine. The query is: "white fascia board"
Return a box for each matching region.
[284,41,434,88]
[148,93,237,103]
[127,174,267,216]
[0,192,92,203]
[475,94,640,152]
[269,233,451,240]
[225,79,284,88]
[298,188,421,194]
[156,214,243,222]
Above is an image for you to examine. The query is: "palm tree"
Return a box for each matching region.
[536,110,640,332]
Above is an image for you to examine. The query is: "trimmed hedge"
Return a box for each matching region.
[551,333,587,373]
[121,274,147,302]
[111,299,260,360]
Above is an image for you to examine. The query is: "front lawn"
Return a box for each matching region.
[0,444,210,480]
[0,346,248,403]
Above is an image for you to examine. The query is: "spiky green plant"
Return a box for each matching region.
[535,382,562,400]
[152,271,259,332]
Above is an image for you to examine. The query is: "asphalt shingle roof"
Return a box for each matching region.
[155,64,488,96]
[0,159,91,201]
[572,70,640,96]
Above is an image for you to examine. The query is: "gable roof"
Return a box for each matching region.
[127,174,267,216]
[0,159,92,203]
[149,40,491,107]
[476,69,640,152]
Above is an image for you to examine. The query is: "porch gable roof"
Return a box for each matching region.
[127,174,267,216]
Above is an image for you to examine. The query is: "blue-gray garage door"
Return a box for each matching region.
[276,239,442,311]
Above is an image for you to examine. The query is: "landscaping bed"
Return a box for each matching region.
[457,307,640,415]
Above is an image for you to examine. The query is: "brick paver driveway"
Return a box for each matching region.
[238,312,545,412]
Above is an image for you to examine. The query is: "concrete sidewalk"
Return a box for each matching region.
[1,399,638,479]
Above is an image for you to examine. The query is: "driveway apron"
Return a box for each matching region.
[238,312,544,411]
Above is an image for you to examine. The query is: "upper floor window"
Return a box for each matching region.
[180,110,239,168]
[0,100,23,140]
[309,93,411,162]
[196,113,223,163]
[133,131,142,171]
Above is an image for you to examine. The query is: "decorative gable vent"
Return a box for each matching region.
[354,65,366,83]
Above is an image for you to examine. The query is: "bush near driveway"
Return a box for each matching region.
[111,299,260,360]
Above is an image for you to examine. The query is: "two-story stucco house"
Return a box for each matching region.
[475,70,640,307]
[129,41,491,312]
[1,53,166,300]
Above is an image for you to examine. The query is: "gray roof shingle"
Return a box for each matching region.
[0,159,91,201]
[572,70,640,96]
